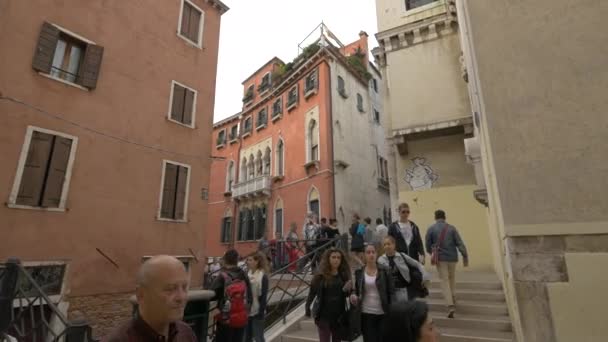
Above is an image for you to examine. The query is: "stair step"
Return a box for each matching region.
[431,313,512,332]
[439,328,515,342]
[425,299,509,316]
[428,289,506,303]
[429,280,503,291]
[281,328,320,342]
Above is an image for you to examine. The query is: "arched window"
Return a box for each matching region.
[221,208,232,243]
[276,139,285,176]
[263,147,271,175]
[248,154,255,179]
[255,150,263,176]
[226,160,235,192]
[240,157,248,182]
[274,198,284,238]
[308,186,320,218]
[308,119,319,162]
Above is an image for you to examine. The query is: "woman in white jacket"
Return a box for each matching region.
[246,252,270,342]
[378,236,430,302]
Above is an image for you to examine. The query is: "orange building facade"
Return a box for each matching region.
[0,0,227,336]
[206,29,391,258]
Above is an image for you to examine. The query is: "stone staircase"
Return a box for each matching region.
[276,272,515,342]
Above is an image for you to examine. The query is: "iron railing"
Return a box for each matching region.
[0,259,95,342]
[204,234,349,341]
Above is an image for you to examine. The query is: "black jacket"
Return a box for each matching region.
[305,273,350,320]
[387,221,425,260]
[210,266,253,307]
[354,265,394,314]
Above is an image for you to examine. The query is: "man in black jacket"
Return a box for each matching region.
[387,203,425,264]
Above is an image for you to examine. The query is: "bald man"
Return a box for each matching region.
[103,255,196,342]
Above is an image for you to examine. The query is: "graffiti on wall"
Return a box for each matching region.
[404,157,439,191]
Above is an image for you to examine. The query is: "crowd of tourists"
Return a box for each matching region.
[101,203,468,342]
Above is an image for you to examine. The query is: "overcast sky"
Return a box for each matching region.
[212,0,379,122]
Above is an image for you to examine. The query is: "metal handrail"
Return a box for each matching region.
[0,259,95,342]
[204,234,349,340]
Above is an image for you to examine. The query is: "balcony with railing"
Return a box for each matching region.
[232,176,271,199]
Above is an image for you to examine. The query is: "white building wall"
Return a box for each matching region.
[330,60,391,231]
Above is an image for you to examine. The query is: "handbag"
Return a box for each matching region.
[431,224,449,266]
[399,253,429,299]
[336,299,361,341]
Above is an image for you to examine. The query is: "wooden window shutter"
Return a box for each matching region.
[32,22,60,74]
[174,166,189,220]
[16,131,54,206]
[182,89,195,125]
[171,84,186,122]
[188,7,201,43]
[78,44,104,89]
[161,163,178,219]
[180,2,192,37]
[41,137,73,208]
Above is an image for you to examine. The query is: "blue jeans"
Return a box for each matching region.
[246,317,265,342]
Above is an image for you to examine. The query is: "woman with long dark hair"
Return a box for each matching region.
[245,253,270,342]
[383,301,438,342]
[378,236,429,302]
[305,248,353,342]
[350,244,394,342]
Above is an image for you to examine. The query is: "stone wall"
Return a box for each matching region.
[68,292,133,339]
[508,234,608,341]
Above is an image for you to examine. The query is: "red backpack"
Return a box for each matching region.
[215,272,248,328]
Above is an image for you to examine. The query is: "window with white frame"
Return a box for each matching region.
[255,151,263,176]
[158,160,190,221]
[308,187,320,218]
[229,124,239,141]
[275,139,285,176]
[178,0,204,47]
[274,198,284,237]
[337,76,347,98]
[9,126,78,210]
[226,160,235,193]
[256,107,268,129]
[32,22,104,89]
[374,109,380,124]
[356,93,364,112]
[240,157,248,182]
[243,85,254,104]
[272,98,283,119]
[304,69,318,97]
[308,119,319,162]
[258,73,271,93]
[405,0,438,11]
[263,147,271,175]
[287,85,299,110]
[221,208,232,243]
[169,81,197,127]
[243,116,252,135]
[372,78,378,93]
[216,129,226,147]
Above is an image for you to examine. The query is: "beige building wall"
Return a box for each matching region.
[458,0,608,340]
[397,135,491,270]
[385,34,471,129]
[374,0,493,270]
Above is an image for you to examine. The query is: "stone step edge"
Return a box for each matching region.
[441,331,513,342]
